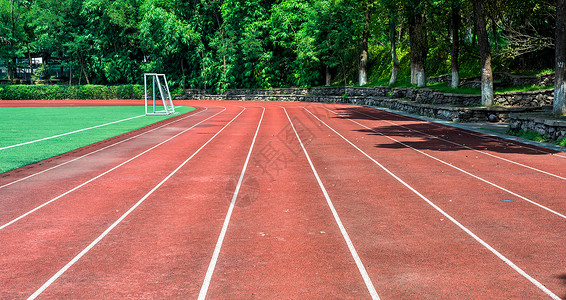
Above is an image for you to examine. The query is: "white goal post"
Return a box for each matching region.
[144,73,176,115]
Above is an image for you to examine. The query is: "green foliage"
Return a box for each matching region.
[0,0,559,91]
[507,129,549,143]
[425,82,481,94]
[0,84,144,100]
[31,64,49,81]
[495,84,554,93]
[368,44,411,84]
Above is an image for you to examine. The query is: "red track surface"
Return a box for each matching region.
[0,100,565,299]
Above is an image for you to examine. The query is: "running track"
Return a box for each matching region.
[0,100,565,299]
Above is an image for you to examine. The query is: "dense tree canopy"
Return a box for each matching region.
[0,0,560,93]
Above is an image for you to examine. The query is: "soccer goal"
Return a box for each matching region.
[144,73,176,116]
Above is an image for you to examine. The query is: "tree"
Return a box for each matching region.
[359,0,373,86]
[0,0,561,93]
[29,0,87,84]
[490,0,555,62]
[472,0,493,106]
[405,0,428,87]
[139,0,200,88]
[450,0,460,89]
[0,0,30,80]
[555,0,566,115]
[383,0,400,85]
[269,0,319,87]
[81,0,143,84]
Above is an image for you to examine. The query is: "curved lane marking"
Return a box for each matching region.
[0,107,211,190]
[0,114,147,151]
[0,107,227,230]
[27,107,247,300]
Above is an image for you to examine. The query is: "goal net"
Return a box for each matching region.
[144,73,176,115]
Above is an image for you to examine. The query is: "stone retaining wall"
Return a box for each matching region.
[405,88,480,106]
[428,72,555,88]
[177,86,545,123]
[178,92,537,123]
[494,89,553,107]
[509,113,566,142]
[349,97,533,123]
[178,86,552,108]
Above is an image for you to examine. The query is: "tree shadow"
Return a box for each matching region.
[331,107,560,156]
[557,273,566,299]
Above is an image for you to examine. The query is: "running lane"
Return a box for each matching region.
[1,100,564,299]
[321,105,566,214]
[29,106,266,299]
[300,103,564,299]
[0,104,246,298]
[340,105,566,173]
[0,105,219,226]
[203,105,375,299]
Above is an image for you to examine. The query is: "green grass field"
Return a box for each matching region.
[0,105,196,174]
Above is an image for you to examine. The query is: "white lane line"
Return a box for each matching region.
[0,114,147,151]
[347,108,566,180]
[0,107,211,190]
[198,107,265,300]
[0,107,228,230]
[367,105,566,159]
[304,107,561,300]
[283,107,380,300]
[321,107,566,220]
[27,107,248,300]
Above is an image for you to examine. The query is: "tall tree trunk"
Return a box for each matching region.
[555,0,566,115]
[13,58,18,80]
[408,5,428,87]
[201,52,207,90]
[180,57,186,90]
[27,45,33,82]
[325,65,331,86]
[9,0,16,80]
[451,0,460,89]
[409,9,416,86]
[472,0,493,106]
[8,58,16,80]
[222,54,227,77]
[410,61,416,84]
[491,17,499,54]
[341,57,347,86]
[82,66,89,85]
[79,55,89,85]
[389,18,399,85]
[359,3,370,86]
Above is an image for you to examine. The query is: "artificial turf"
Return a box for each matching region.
[0,105,196,174]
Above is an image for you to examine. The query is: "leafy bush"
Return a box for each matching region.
[507,129,549,143]
[0,85,144,100]
[425,82,481,95]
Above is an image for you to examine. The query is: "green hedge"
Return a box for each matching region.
[0,84,145,100]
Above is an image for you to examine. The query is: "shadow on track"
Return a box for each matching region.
[558,273,566,299]
[332,107,559,156]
